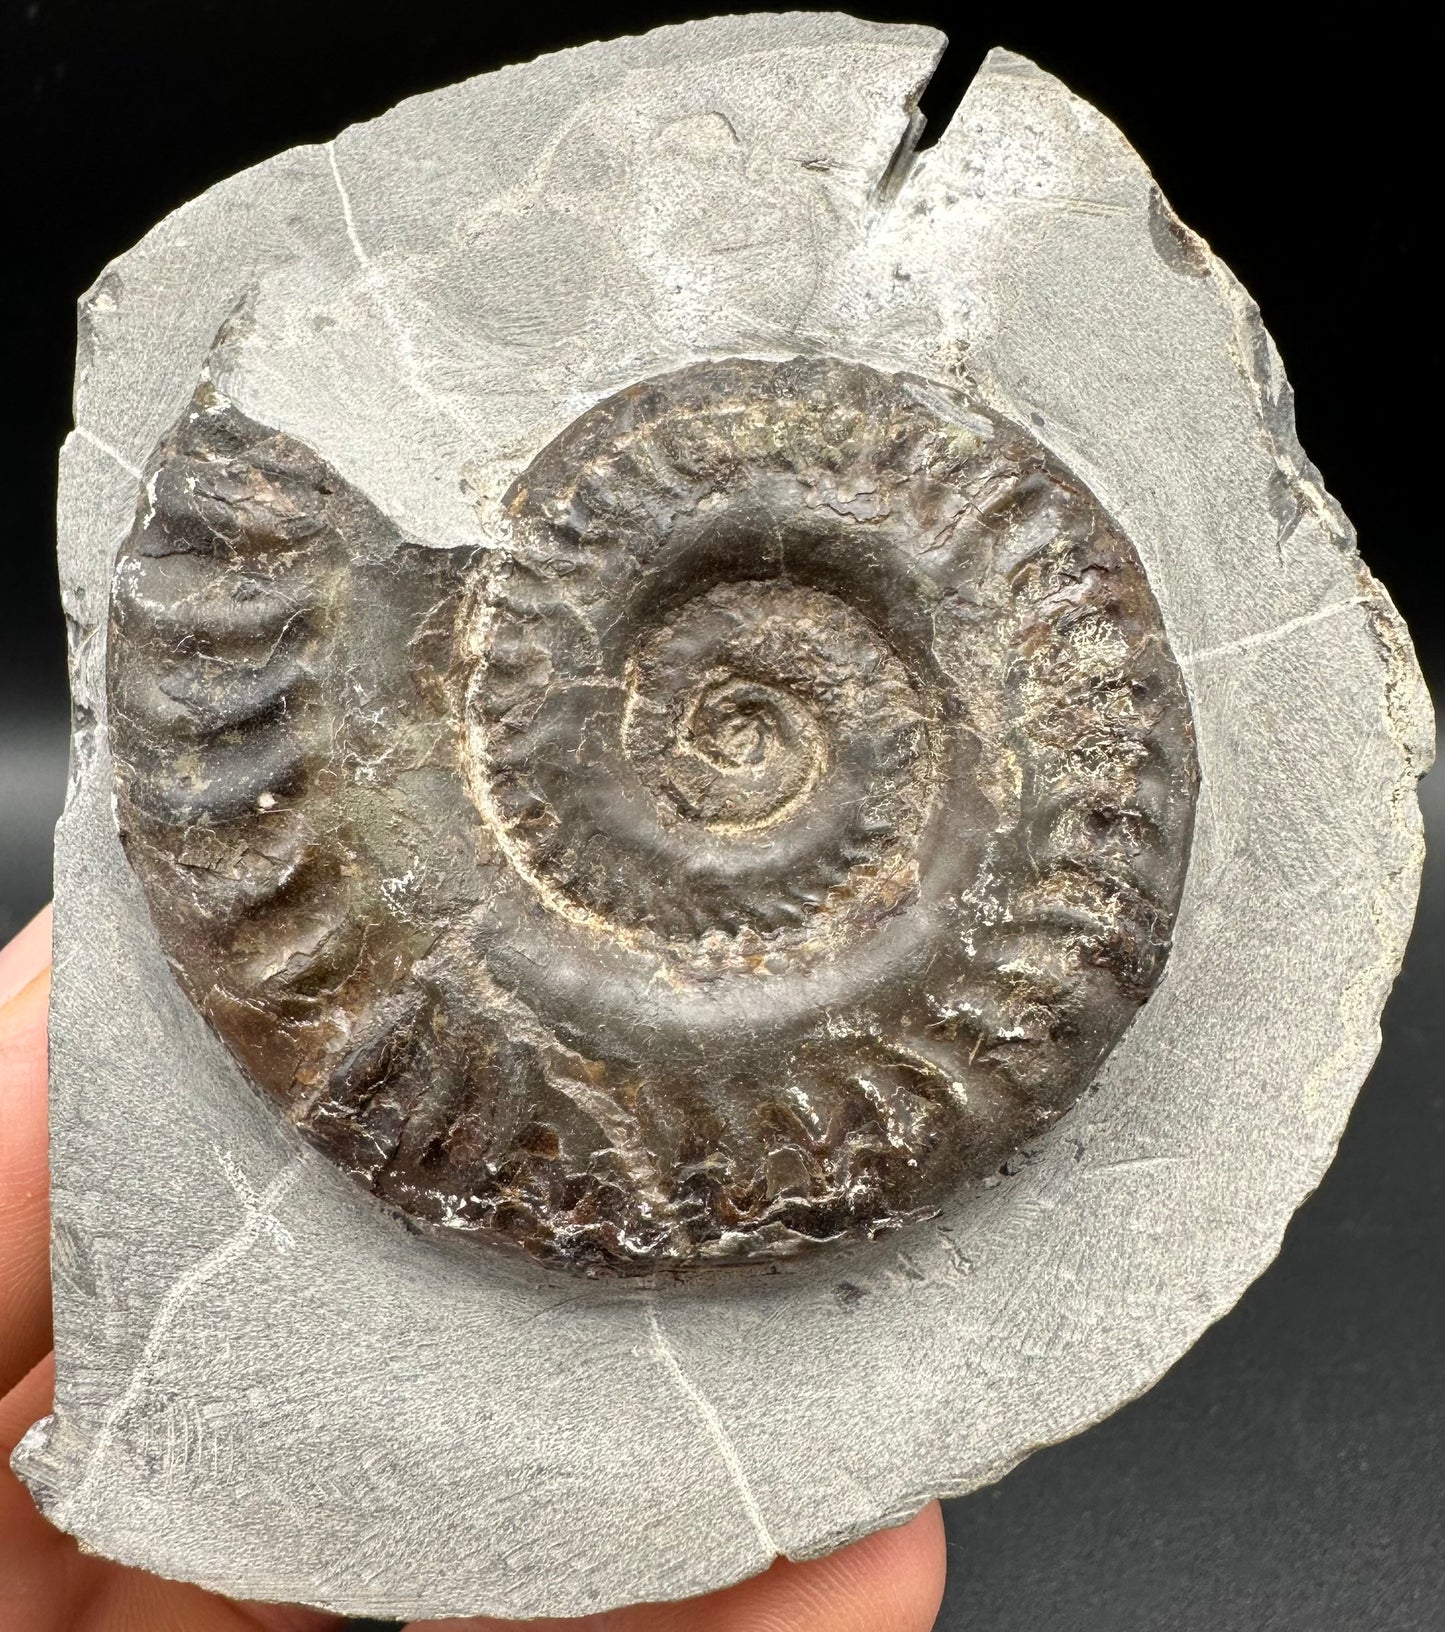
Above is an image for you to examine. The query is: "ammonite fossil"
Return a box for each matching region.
[109,353,1198,1274]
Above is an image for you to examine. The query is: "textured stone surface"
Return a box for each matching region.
[14,13,1432,1620]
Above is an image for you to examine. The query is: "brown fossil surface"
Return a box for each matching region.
[108,355,1199,1274]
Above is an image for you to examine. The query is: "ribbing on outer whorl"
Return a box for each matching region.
[108,355,1198,1274]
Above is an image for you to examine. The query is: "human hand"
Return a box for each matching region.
[0,907,946,1632]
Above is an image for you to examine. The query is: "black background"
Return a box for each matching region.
[1,4,1439,1629]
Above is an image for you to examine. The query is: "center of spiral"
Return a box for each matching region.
[689,680,776,771]
[639,667,826,831]
[474,569,932,941]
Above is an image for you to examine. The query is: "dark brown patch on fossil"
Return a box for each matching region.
[108,357,1199,1275]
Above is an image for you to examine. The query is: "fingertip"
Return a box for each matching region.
[403,1504,948,1632]
[0,1349,54,1461]
[0,905,52,1008]
[649,1501,948,1632]
[763,1502,947,1632]
[0,964,52,1396]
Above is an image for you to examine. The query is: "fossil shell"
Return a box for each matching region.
[109,353,1198,1273]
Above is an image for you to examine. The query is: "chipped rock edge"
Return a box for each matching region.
[12,16,1433,1621]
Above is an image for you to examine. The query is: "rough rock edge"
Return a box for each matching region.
[817,46,1436,1546]
[12,22,1433,1619]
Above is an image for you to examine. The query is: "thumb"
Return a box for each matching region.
[406,1502,947,1632]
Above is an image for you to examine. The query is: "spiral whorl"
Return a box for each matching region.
[110,357,1198,1275]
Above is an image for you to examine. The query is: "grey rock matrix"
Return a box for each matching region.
[14,14,1431,1621]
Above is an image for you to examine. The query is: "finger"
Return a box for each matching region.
[0,1353,345,1632]
[709,1503,948,1632]
[0,1352,70,1629]
[0,903,51,1007]
[0,967,52,1396]
[405,1500,947,1632]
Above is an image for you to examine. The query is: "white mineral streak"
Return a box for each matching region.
[645,1300,778,1562]
[1179,598,1366,668]
[73,425,142,482]
[16,14,1431,1620]
[46,1157,307,1533]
